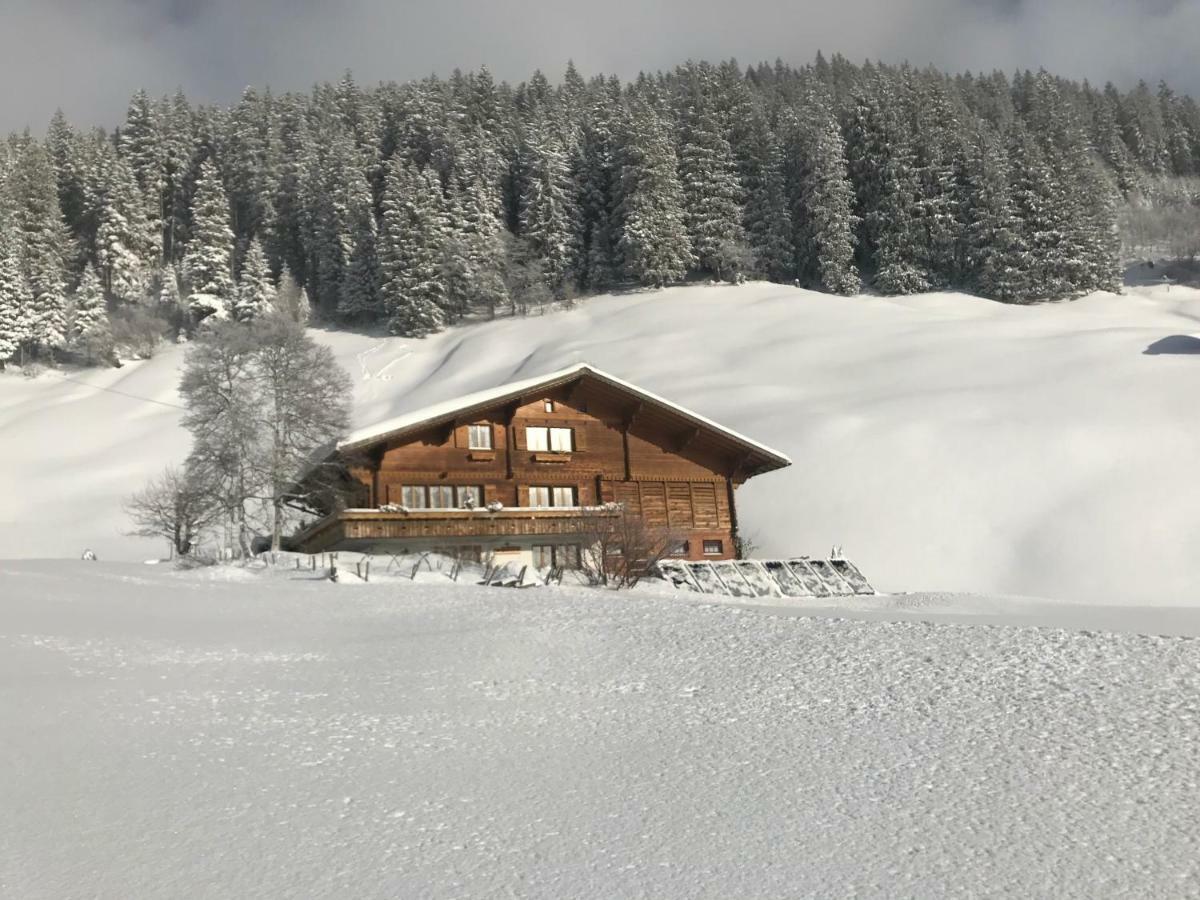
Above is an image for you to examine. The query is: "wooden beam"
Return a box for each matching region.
[504,402,517,480]
[621,419,633,481]
[728,451,753,482]
[623,400,644,430]
[675,426,701,453]
[566,377,585,406]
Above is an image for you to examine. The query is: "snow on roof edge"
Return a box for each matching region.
[338,362,792,468]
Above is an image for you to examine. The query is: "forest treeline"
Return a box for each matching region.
[1,54,1197,367]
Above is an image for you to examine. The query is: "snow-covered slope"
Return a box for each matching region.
[4,282,1200,605]
[2,559,1198,899]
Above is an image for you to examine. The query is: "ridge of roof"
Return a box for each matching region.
[338,362,792,468]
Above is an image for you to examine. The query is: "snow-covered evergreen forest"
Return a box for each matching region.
[0,54,1196,367]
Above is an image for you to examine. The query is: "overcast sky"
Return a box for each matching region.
[3,0,1198,132]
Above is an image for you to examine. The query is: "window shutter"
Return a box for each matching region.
[573,425,588,452]
[454,425,469,448]
[514,424,526,450]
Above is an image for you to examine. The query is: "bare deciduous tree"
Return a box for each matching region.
[179,314,352,557]
[574,503,683,589]
[123,465,220,557]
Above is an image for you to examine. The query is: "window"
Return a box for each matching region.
[532,544,580,569]
[703,540,724,556]
[549,427,573,452]
[526,426,573,453]
[543,400,555,413]
[428,485,455,508]
[468,424,493,450]
[400,485,483,509]
[528,486,576,507]
[670,540,690,557]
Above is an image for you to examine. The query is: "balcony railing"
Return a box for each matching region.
[290,505,619,553]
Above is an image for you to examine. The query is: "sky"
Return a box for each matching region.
[2,0,1198,132]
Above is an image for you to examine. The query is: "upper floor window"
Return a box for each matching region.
[401,485,427,509]
[544,400,555,413]
[399,485,484,509]
[468,424,493,450]
[528,485,577,507]
[526,426,574,453]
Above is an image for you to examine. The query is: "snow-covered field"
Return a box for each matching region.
[2,558,1198,899]
[4,281,1200,605]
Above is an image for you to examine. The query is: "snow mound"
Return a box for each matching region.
[4,281,1200,606]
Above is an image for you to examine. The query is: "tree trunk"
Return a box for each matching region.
[271,496,283,552]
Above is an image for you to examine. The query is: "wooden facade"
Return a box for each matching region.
[290,364,790,564]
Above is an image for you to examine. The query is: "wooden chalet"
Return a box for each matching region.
[289,364,790,569]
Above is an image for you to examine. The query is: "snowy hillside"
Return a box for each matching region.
[2,559,1198,899]
[4,281,1200,605]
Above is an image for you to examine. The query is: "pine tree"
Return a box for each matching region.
[962,132,1030,302]
[233,239,274,322]
[518,112,578,295]
[8,141,69,355]
[160,90,197,263]
[1007,127,1071,300]
[67,263,112,363]
[119,89,166,261]
[0,228,31,365]
[453,176,509,316]
[739,110,793,282]
[787,98,860,294]
[334,148,380,322]
[616,98,694,286]
[909,76,965,286]
[378,158,446,337]
[46,110,88,248]
[845,81,929,294]
[182,158,235,323]
[675,64,746,279]
[576,89,623,290]
[92,144,156,301]
[274,264,311,325]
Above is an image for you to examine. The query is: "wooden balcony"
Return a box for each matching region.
[289,506,619,554]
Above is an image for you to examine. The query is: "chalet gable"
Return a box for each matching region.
[338,364,791,479]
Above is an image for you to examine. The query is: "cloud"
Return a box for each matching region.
[3,0,1199,132]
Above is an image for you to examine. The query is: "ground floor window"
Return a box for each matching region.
[669,540,690,557]
[532,544,581,569]
[399,485,484,509]
[702,539,724,556]
[432,545,482,562]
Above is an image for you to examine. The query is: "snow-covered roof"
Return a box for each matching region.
[338,363,792,471]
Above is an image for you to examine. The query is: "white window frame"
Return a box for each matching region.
[525,426,549,452]
[551,486,576,507]
[468,424,493,450]
[702,540,724,556]
[543,400,555,413]
[457,485,482,508]
[528,486,552,507]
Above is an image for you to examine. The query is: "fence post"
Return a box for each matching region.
[364,559,370,583]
